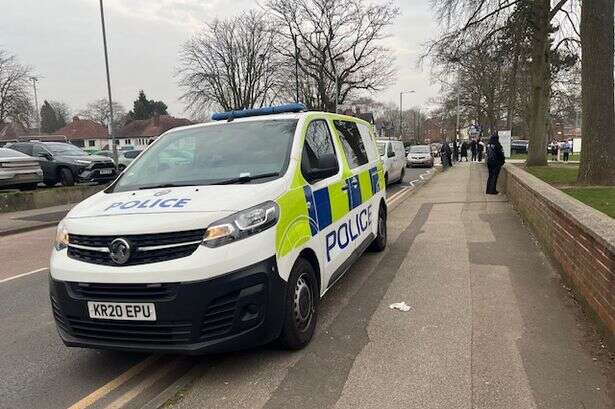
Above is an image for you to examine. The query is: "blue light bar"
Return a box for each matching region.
[211,103,307,121]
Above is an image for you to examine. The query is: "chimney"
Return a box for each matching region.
[73,116,79,122]
[153,112,160,127]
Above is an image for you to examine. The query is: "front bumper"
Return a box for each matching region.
[50,256,287,354]
[77,167,117,183]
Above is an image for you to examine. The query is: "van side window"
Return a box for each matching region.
[334,120,368,168]
[301,120,339,184]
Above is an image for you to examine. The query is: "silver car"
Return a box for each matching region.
[0,147,43,190]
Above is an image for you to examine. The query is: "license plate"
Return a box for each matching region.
[99,168,113,175]
[87,301,156,321]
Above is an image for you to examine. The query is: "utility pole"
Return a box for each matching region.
[291,32,300,103]
[99,0,118,164]
[399,90,415,140]
[333,56,345,113]
[30,77,40,134]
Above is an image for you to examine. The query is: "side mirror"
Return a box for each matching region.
[387,150,395,158]
[38,152,52,160]
[304,167,338,183]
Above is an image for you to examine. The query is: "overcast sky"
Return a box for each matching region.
[1,0,440,119]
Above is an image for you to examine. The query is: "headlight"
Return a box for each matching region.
[202,201,279,248]
[74,159,91,165]
[54,221,69,251]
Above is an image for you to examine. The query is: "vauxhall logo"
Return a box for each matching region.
[109,238,131,265]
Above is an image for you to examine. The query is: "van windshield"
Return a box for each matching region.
[110,119,298,192]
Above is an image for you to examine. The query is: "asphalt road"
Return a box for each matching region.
[0,166,435,409]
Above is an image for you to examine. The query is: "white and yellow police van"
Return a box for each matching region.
[50,103,387,353]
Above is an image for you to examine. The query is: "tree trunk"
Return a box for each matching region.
[526,0,550,166]
[578,0,615,185]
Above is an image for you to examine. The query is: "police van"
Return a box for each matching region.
[50,103,387,353]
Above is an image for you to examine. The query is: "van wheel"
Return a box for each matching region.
[279,258,319,350]
[59,168,75,186]
[369,204,387,252]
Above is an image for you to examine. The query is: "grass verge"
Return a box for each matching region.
[561,187,615,219]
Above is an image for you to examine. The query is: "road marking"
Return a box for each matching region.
[104,358,183,409]
[386,187,409,204]
[0,267,48,284]
[67,355,162,409]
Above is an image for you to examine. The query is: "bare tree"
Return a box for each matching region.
[578,0,615,185]
[428,0,577,165]
[177,11,282,114]
[267,0,399,111]
[78,98,126,129]
[0,49,34,126]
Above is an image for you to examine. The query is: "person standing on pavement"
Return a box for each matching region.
[470,138,477,161]
[477,137,485,162]
[460,140,469,161]
[453,139,459,162]
[486,132,505,194]
[440,140,452,169]
[563,140,572,162]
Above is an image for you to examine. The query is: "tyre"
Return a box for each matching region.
[368,204,387,252]
[278,258,319,350]
[59,168,75,186]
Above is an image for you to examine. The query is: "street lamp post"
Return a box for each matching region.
[399,90,415,139]
[98,0,118,164]
[333,56,345,113]
[30,77,40,134]
[291,31,300,103]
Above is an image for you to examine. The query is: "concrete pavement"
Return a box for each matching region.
[171,162,613,409]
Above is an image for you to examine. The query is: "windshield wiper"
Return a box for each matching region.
[138,183,196,190]
[208,172,280,185]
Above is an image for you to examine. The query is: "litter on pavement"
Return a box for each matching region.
[389,302,412,312]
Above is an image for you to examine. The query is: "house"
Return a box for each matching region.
[0,122,29,146]
[117,114,193,149]
[53,116,108,150]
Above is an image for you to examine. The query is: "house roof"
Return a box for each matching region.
[0,122,28,141]
[118,115,193,138]
[54,117,108,140]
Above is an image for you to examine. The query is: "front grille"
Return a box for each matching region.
[67,229,205,266]
[51,296,192,344]
[200,290,240,341]
[90,162,115,170]
[67,282,178,301]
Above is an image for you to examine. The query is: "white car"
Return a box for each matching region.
[406,145,434,168]
[377,139,406,185]
[49,104,387,354]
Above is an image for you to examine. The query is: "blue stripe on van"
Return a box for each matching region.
[347,175,362,210]
[369,167,380,194]
[303,186,318,236]
[313,187,332,230]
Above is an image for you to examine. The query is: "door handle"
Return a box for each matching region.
[341,185,349,192]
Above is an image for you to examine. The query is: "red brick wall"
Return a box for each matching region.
[503,166,615,338]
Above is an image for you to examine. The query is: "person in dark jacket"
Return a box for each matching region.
[440,141,452,169]
[453,139,459,162]
[477,137,485,162]
[460,141,469,161]
[470,138,478,161]
[486,132,505,194]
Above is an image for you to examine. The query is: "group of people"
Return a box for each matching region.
[440,136,488,166]
[549,140,574,162]
[439,132,506,195]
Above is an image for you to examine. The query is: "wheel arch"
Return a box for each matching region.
[297,247,322,296]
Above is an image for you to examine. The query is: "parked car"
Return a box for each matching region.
[511,139,529,154]
[407,145,434,168]
[6,141,117,186]
[93,149,143,171]
[377,139,406,184]
[0,148,43,190]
